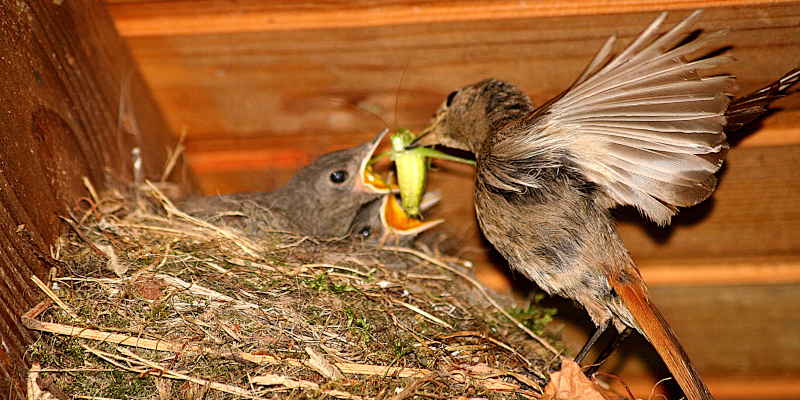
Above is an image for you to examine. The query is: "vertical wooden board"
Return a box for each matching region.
[0,1,190,397]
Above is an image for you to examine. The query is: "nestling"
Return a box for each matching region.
[182,130,393,237]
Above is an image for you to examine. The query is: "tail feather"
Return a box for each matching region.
[611,279,714,400]
[726,67,800,132]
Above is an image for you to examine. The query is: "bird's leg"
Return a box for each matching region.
[574,320,610,364]
[584,327,632,376]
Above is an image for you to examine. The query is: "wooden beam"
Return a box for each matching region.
[181,108,800,176]
[105,0,800,36]
[639,256,800,286]
[115,3,800,195]
[0,1,193,398]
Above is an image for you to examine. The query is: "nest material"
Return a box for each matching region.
[23,183,566,400]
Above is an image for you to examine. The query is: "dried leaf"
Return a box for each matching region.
[543,359,618,400]
[305,346,344,381]
[135,278,165,300]
[97,243,128,277]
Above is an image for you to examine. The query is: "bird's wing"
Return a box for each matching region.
[484,10,733,225]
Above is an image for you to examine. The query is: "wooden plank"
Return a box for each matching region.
[105,0,800,36]
[621,376,800,400]
[0,1,192,398]
[639,255,800,285]
[115,3,800,188]
[644,284,800,388]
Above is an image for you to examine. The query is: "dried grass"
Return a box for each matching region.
[24,182,565,399]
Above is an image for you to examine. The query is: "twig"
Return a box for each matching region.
[114,223,209,240]
[60,216,108,258]
[405,273,451,281]
[22,317,199,354]
[250,374,363,399]
[303,263,370,277]
[393,301,453,330]
[155,274,259,309]
[29,275,79,320]
[84,345,267,399]
[383,246,559,357]
[161,127,186,182]
[441,331,531,370]
[334,362,430,378]
[388,373,436,400]
[144,181,262,257]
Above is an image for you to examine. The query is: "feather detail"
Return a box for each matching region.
[610,275,714,400]
[725,67,800,132]
[484,11,732,225]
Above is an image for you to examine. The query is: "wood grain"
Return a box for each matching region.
[0,1,190,398]
[115,3,800,187]
[105,0,800,36]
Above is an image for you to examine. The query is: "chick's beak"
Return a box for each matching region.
[380,194,443,241]
[353,128,396,194]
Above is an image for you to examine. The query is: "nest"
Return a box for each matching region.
[22,182,570,400]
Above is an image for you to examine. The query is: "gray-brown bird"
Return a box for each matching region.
[421,11,799,400]
[182,129,394,238]
[350,193,443,245]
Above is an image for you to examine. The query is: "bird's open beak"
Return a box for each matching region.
[354,129,398,194]
[380,193,443,240]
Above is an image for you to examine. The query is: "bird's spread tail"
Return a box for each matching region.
[611,278,714,400]
[726,67,800,132]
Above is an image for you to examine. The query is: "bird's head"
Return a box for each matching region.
[284,129,394,200]
[419,79,533,152]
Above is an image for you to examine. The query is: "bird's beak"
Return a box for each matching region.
[414,120,443,147]
[379,193,443,241]
[354,129,398,194]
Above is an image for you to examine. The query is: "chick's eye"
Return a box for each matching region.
[445,90,458,107]
[329,170,349,184]
[358,227,371,238]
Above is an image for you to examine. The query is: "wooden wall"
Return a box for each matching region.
[0,1,190,397]
[104,1,800,398]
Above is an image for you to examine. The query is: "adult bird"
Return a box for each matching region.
[420,10,799,400]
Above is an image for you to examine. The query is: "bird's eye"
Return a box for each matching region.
[358,226,371,238]
[329,170,348,184]
[445,90,458,107]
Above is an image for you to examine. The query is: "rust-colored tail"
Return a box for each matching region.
[611,279,714,400]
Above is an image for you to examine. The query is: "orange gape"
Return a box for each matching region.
[362,165,397,192]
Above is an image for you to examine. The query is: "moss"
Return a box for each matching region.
[507,294,558,336]
[23,189,560,399]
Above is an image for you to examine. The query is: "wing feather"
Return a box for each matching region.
[484,11,732,225]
